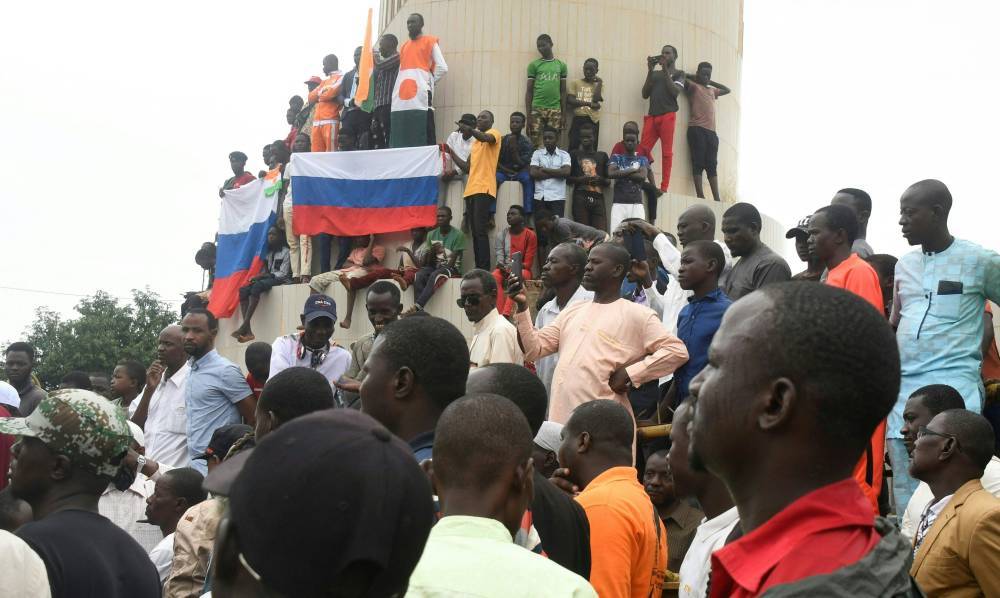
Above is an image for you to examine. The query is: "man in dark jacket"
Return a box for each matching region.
[688,282,920,597]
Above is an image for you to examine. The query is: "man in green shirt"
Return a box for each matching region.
[525,34,568,148]
[412,206,466,310]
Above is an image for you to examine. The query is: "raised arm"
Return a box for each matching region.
[131,361,165,428]
[509,278,563,360]
[642,59,656,99]
[711,79,732,96]
[361,234,378,266]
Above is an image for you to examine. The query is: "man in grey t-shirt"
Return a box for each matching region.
[831,188,874,258]
[720,202,791,300]
[535,209,608,250]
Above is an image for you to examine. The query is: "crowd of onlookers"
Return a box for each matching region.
[3,11,1000,598]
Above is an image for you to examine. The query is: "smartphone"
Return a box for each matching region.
[511,251,524,283]
[623,230,647,262]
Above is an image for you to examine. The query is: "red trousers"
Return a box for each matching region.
[638,112,676,191]
[492,268,532,316]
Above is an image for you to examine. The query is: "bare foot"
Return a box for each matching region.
[230,329,244,340]
[301,275,311,284]
[402,305,420,316]
[391,273,409,290]
[339,319,352,329]
[237,332,255,343]
[338,272,350,287]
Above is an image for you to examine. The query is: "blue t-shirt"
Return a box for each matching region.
[185,350,252,473]
[610,154,649,204]
[673,288,733,400]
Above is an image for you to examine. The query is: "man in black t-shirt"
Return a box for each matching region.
[568,124,610,231]
[1,390,160,598]
[639,45,686,193]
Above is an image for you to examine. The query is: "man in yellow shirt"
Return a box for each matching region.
[445,110,501,270]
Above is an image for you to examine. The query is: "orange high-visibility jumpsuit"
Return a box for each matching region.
[308,71,344,152]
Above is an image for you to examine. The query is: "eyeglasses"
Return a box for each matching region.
[456,294,483,308]
[917,425,961,449]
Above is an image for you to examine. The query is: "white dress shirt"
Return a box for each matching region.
[99,472,166,553]
[678,506,740,598]
[533,286,594,395]
[531,147,572,201]
[270,334,353,389]
[0,530,51,597]
[902,455,1000,540]
[469,309,523,368]
[149,532,174,585]
[143,363,190,469]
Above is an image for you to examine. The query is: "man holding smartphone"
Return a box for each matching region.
[640,45,685,193]
[492,205,537,316]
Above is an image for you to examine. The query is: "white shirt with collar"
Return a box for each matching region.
[469,308,523,368]
[678,506,740,598]
[149,531,175,586]
[143,363,190,469]
[534,285,594,395]
[902,455,1000,541]
[531,147,572,201]
[270,333,353,389]
[99,468,170,553]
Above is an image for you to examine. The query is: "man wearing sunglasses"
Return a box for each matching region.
[909,409,1000,596]
[461,270,523,369]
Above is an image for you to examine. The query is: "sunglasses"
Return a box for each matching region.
[456,294,483,308]
[917,425,961,449]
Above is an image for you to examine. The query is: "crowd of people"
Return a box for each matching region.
[3,11,1000,598]
[192,14,734,338]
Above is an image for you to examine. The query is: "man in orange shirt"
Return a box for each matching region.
[808,204,888,514]
[555,400,667,598]
[308,54,344,152]
[445,110,501,271]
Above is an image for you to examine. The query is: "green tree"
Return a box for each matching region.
[16,289,178,390]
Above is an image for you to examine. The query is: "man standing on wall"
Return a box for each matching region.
[640,45,685,193]
[391,13,448,147]
[525,34,567,148]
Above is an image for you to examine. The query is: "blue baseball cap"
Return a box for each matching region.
[303,294,337,324]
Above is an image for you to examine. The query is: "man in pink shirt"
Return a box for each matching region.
[507,242,688,423]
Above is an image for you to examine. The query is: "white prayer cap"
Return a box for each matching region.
[533,421,564,453]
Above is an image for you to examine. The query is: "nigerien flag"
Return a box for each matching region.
[389,35,441,147]
[207,169,280,318]
[355,8,375,113]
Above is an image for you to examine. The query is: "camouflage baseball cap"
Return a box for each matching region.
[0,389,130,477]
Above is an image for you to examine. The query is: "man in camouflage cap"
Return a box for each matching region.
[2,389,160,597]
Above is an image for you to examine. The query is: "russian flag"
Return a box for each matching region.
[289,145,440,236]
[207,171,280,318]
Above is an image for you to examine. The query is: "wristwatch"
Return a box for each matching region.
[136,454,147,474]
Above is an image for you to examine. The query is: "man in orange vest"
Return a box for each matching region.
[390,13,448,148]
[308,54,344,152]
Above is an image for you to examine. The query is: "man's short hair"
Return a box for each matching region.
[163,467,208,506]
[555,242,588,274]
[467,364,548,436]
[814,204,859,244]
[537,33,553,43]
[623,121,639,132]
[259,367,334,423]
[911,384,966,415]
[534,206,556,222]
[510,111,526,120]
[433,394,532,491]
[939,409,996,471]
[61,371,93,390]
[437,205,452,217]
[584,57,599,68]
[579,123,596,135]
[367,280,401,305]
[697,61,712,71]
[594,241,632,271]
[722,202,762,228]
[836,187,873,213]
[462,269,497,296]
[508,204,526,216]
[566,400,635,452]
[910,179,953,214]
[5,342,34,362]
[378,317,469,411]
[185,308,219,331]
[865,254,898,279]
[244,342,271,369]
[116,360,146,388]
[755,283,900,452]
[663,45,678,57]
[542,126,559,137]
[686,240,726,275]
[380,33,398,46]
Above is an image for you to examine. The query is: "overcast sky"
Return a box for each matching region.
[1,0,996,343]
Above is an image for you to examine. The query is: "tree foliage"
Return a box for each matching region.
[15,289,178,390]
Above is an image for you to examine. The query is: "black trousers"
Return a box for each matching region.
[468,193,494,270]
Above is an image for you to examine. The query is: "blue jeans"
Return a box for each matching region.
[887,438,918,519]
[496,169,534,213]
[317,235,354,272]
